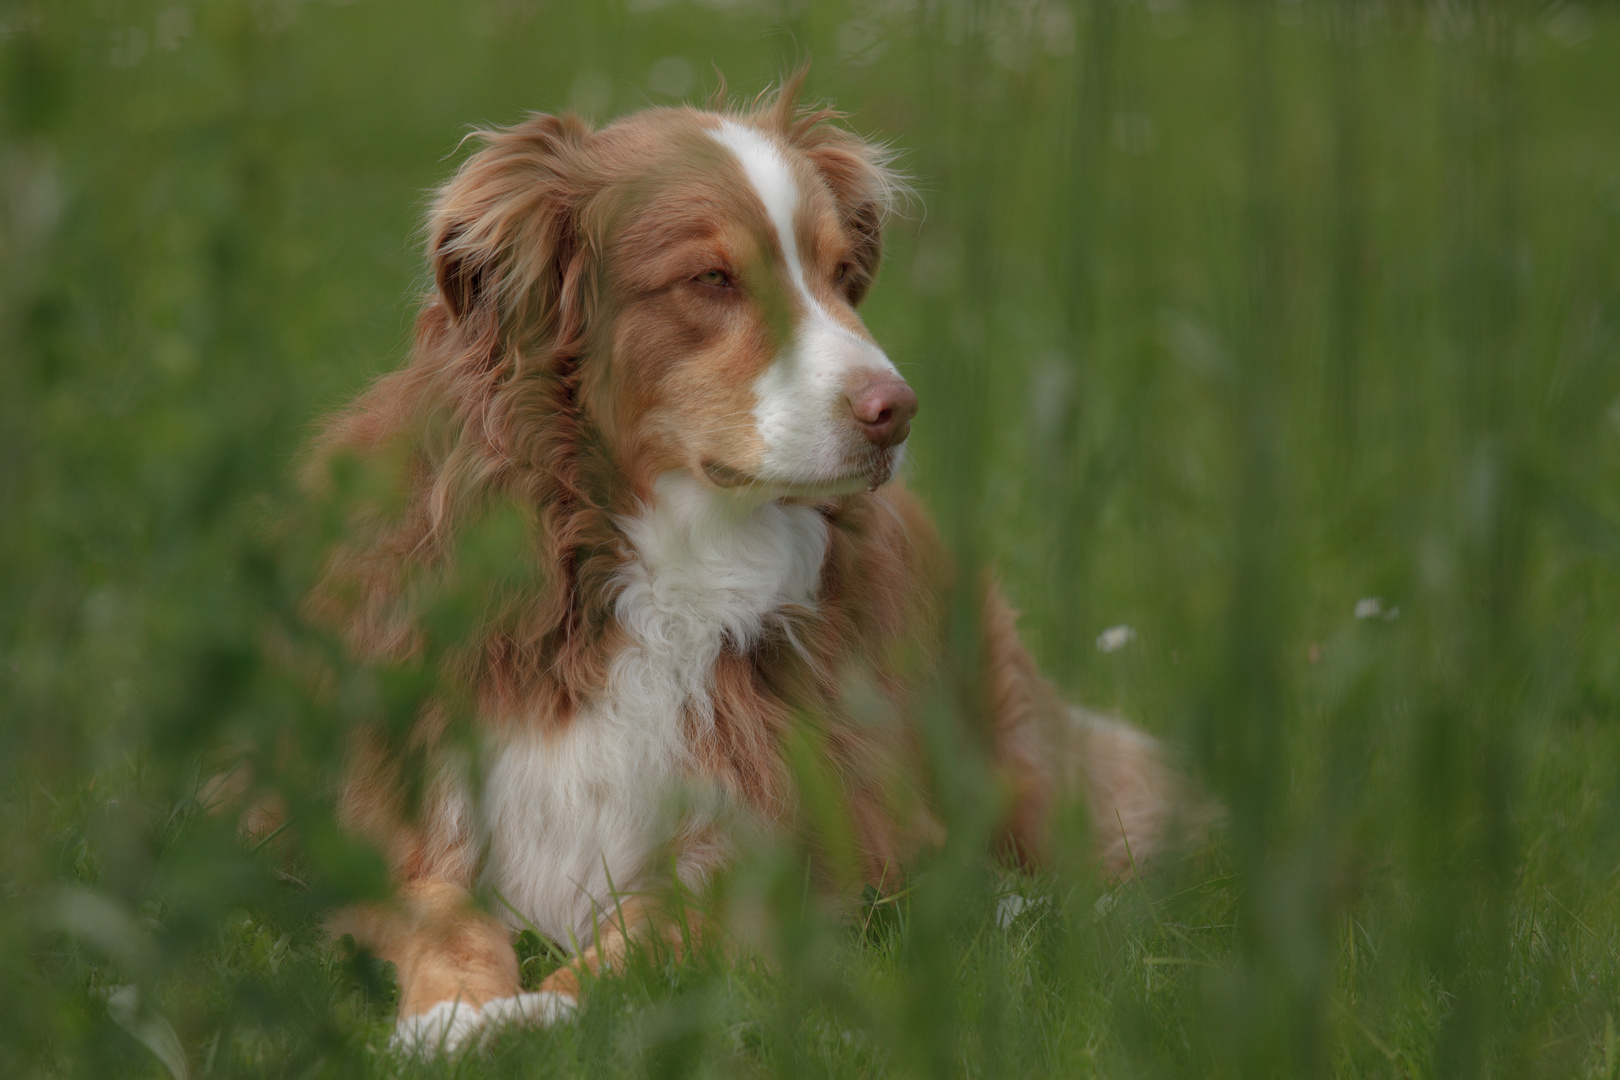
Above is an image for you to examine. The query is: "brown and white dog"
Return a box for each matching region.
[307,80,1192,1053]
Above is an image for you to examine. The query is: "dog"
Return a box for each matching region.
[305,77,1194,1054]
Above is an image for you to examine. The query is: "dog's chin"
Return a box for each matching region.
[702,447,903,500]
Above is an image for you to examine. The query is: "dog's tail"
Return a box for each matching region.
[1069,707,1220,877]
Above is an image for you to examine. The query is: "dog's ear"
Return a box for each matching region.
[427,113,594,341]
[799,130,902,307]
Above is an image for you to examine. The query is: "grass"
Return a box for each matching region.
[4,0,1620,1076]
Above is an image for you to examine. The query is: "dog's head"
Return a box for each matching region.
[426,86,913,501]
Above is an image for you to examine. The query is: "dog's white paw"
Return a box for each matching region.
[478,991,577,1031]
[391,998,484,1056]
[391,991,578,1056]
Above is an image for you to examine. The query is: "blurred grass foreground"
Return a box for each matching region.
[4,0,1620,1077]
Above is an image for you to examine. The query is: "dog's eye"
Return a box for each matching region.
[694,269,731,288]
[834,262,853,284]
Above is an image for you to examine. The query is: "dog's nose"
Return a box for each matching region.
[847,373,918,448]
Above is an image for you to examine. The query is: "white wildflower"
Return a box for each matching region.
[996,894,1029,928]
[1096,624,1136,653]
[1355,597,1400,621]
[996,893,1048,928]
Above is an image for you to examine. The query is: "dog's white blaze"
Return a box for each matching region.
[711,120,804,286]
[482,472,827,948]
[710,120,898,482]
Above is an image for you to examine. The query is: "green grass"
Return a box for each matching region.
[4,0,1620,1076]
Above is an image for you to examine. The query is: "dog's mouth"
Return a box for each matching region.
[701,450,901,498]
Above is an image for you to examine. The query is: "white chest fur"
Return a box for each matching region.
[481,472,828,947]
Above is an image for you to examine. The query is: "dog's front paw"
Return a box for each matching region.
[477,991,578,1032]
[391,991,578,1056]
[391,998,485,1056]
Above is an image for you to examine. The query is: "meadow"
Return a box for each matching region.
[3,0,1620,1076]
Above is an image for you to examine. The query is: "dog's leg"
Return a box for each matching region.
[331,878,574,1055]
[536,894,692,1001]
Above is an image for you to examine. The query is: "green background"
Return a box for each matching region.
[3,1,1620,1076]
